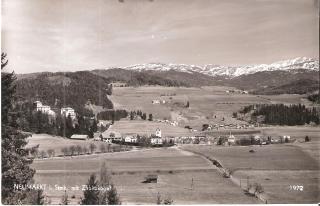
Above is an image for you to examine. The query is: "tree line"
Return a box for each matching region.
[2,53,46,204]
[13,101,98,138]
[97,109,128,123]
[240,104,319,125]
[15,71,114,113]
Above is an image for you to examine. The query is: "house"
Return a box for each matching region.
[70,134,89,140]
[254,135,261,141]
[61,107,76,119]
[101,131,122,143]
[124,134,138,143]
[152,100,160,104]
[228,134,236,144]
[93,133,103,141]
[33,101,56,116]
[283,135,291,140]
[155,128,161,138]
[151,137,163,145]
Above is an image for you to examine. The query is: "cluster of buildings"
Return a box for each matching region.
[152,99,166,104]
[155,119,179,127]
[93,128,164,146]
[226,90,249,94]
[34,101,76,119]
[202,123,255,131]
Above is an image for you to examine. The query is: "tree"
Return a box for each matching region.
[89,143,97,154]
[98,162,111,204]
[76,145,83,155]
[60,190,69,205]
[305,135,310,142]
[47,149,55,158]
[69,145,76,156]
[39,151,47,159]
[81,174,100,205]
[148,113,153,121]
[156,192,162,204]
[99,144,107,153]
[1,53,36,203]
[186,101,190,108]
[83,146,89,155]
[61,147,70,156]
[107,184,121,205]
[25,189,45,205]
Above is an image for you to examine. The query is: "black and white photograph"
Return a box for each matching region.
[1,0,319,204]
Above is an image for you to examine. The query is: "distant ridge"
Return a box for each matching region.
[116,57,319,78]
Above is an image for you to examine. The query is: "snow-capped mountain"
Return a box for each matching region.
[122,57,319,78]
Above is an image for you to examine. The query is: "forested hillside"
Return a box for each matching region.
[15,71,113,112]
[239,104,320,125]
[91,68,217,87]
[251,79,319,95]
[224,70,318,92]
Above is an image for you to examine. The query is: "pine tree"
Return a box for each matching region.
[107,184,121,205]
[1,53,37,204]
[148,114,153,121]
[81,174,100,205]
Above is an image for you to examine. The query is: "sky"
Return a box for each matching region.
[1,0,319,74]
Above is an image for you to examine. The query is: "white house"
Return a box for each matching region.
[152,100,160,104]
[61,107,76,119]
[70,134,89,140]
[155,128,161,138]
[34,101,56,116]
[228,134,236,144]
[151,137,163,145]
[124,134,138,143]
[283,135,291,140]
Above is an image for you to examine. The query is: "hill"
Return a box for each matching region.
[90,68,216,87]
[223,69,319,92]
[251,79,319,95]
[15,71,113,113]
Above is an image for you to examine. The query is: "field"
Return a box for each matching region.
[109,120,193,137]
[109,86,308,130]
[30,137,260,204]
[26,134,126,157]
[181,142,320,203]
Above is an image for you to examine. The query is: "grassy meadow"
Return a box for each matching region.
[109,86,307,130]
[181,142,320,204]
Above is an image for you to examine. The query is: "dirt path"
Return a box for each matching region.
[177,146,268,204]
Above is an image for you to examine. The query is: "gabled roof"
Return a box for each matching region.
[70,134,88,139]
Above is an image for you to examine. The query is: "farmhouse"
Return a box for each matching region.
[124,134,138,143]
[70,134,89,140]
[61,107,76,119]
[101,131,122,143]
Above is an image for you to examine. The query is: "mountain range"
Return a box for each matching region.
[120,57,318,78]
[15,57,319,97]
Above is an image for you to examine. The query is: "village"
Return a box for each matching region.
[33,100,295,149]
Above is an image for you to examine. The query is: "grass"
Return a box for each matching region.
[26,134,125,157]
[181,143,320,203]
[181,144,319,171]
[32,147,259,204]
[110,120,192,137]
[109,86,307,130]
